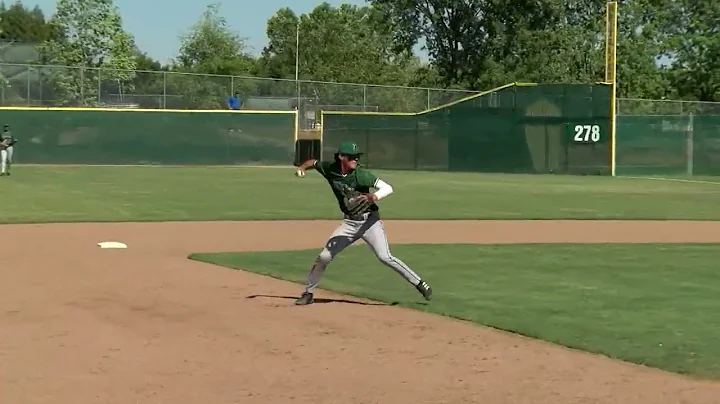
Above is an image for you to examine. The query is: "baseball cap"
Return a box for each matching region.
[337,141,363,156]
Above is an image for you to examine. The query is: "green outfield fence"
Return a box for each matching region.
[616,98,720,176]
[0,107,298,165]
[320,83,612,174]
[10,60,717,175]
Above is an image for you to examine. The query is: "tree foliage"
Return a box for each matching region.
[3,0,716,107]
[371,0,497,89]
[260,3,415,83]
[38,0,136,105]
[176,3,254,76]
[368,0,717,101]
[0,1,50,42]
[613,0,668,99]
[163,3,255,108]
[258,3,435,111]
[662,0,719,101]
[370,0,608,89]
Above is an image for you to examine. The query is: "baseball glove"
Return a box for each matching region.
[344,192,373,217]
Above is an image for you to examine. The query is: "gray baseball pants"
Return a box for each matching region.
[303,211,423,294]
[1,146,13,173]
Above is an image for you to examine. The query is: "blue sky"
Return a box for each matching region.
[31,0,368,64]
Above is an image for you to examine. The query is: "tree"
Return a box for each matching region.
[662,0,720,102]
[175,3,254,76]
[135,51,166,72]
[259,3,421,111]
[369,0,608,88]
[613,0,669,100]
[370,0,676,99]
[0,1,51,42]
[370,0,500,89]
[169,3,255,108]
[118,50,169,108]
[38,0,136,106]
[496,0,608,84]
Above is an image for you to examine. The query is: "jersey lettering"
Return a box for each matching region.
[315,161,379,215]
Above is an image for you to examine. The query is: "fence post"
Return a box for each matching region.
[427,89,430,110]
[414,117,420,170]
[98,68,102,104]
[80,67,85,106]
[231,76,234,95]
[39,67,43,106]
[686,112,694,176]
[162,71,167,109]
[363,85,367,111]
[295,78,300,109]
[26,66,31,106]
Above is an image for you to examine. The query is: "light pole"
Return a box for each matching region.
[295,20,300,82]
[295,20,300,108]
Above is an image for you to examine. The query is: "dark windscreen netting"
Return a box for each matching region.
[616,99,720,176]
[0,109,296,165]
[321,83,612,174]
[320,114,420,170]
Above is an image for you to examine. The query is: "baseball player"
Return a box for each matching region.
[293,141,433,305]
[1,125,16,176]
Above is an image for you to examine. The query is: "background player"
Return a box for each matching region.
[1,124,16,176]
[293,141,433,305]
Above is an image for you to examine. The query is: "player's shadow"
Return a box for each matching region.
[246,294,398,306]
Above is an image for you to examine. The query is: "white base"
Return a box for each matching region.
[97,241,127,249]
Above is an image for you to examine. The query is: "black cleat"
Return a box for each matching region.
[295,292,314,306]
[416,280,432,301]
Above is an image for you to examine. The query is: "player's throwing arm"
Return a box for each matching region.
[292,142,433,306]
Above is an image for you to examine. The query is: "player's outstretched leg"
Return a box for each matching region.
[296,221,360,305]
[361,213,432,301]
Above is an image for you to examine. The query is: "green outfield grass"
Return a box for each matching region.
[1,166,720,223]
[190,244,720,378]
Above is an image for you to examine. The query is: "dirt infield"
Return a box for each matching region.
[2,220,720,404]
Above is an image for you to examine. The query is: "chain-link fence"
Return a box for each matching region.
[618,98,720,116]
[616,98,720,176]
[0,63,478,113]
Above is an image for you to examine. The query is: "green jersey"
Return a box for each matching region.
[314,160,379,215]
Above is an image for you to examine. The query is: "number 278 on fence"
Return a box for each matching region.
[573,125,601,143]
